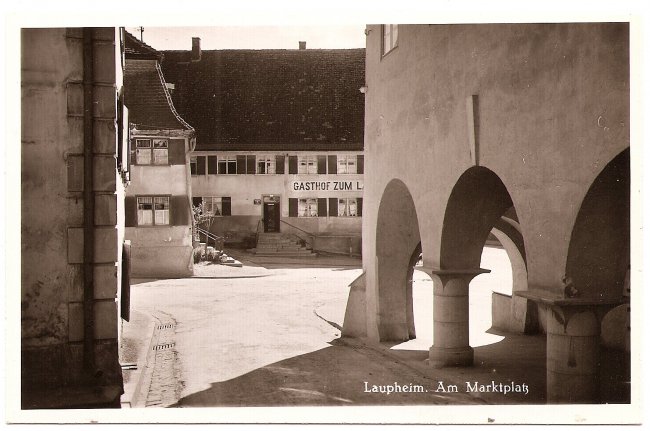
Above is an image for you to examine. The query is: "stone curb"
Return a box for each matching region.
[121,313,160,408]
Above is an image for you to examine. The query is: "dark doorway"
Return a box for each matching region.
[263,196,281,233]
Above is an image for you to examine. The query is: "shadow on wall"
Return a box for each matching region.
[565,148,630,302]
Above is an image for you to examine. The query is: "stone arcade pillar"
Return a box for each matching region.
[545,306,602,403]
[426,269,490,367]
[518,289,624,404]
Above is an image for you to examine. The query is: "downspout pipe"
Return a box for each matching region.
[82,27,96,371]
[186,133,197,248]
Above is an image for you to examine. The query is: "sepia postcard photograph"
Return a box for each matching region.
[4,0,648,426]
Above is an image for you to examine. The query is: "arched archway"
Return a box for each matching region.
[430,166,526,367]
[565,148,630,301]
[549,147,631,403]
[489,208,538,335]
[440,167,516,269]
[375,179,421,341]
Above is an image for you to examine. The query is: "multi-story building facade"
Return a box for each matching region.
[21,27,129,408]
[344,23,630,404]
[161,41,365,254]
[123,32,196,278]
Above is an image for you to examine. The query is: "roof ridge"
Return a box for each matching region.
[124,30,163,60]
[154,61,194,132]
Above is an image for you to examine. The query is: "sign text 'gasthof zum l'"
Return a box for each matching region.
[291,180,364,192]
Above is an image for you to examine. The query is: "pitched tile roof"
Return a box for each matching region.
[124,30,162,61]
[122,31,193,132]
[124,58,194,132]
[160,48,365,151]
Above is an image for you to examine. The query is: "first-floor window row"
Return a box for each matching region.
[191,154,363,175]
[289,197,362,217]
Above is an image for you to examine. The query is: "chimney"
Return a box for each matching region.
[191,37,201,61]
[299,41,306,50]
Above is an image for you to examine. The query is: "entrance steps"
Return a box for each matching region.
[250,233,316,257]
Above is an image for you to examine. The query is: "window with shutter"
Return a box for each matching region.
[130,139,137,166]
[135,195,170,225]
[328,155,337,174]
[318,198,327,217]
[168,139,186,165]
[125,196,137,227]
[222,197,231,216]
[289,198,298,217]
[317,156,327,174]
[197,156,206,175]
[171,195,190,225]
[246,155,256,174]
[236,155,246,174]
[275,155,285,174]
[208,156,218,174]
[328,198,338,217]
[289,156,298,174]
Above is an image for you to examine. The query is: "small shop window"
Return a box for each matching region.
[137,196,169,225]
[217,156,237,174]
[257,155,276,174]
[135,138,168,165]
[337,155,357,174]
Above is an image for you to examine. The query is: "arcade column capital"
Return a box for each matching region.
[421,267,490,283]
[420,267,491,296]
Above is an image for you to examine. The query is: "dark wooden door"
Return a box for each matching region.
[263,202,280,232]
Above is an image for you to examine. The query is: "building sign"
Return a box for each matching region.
[292,180,363,192]
[253,199,262,205]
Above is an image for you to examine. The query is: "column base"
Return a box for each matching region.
[428,345,474,368]
[547,370,599,404]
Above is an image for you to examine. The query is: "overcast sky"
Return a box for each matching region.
[125,26,366,50]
